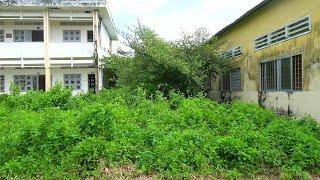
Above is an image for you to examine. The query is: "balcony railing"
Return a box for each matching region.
[0,0,106,7]
[0,42,44,59]
[49,42,94,58]
[0,42,95,67]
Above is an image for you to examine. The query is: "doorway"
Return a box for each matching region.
[32,30,44,42]
[88,74,96,92]
[38,75,45,91]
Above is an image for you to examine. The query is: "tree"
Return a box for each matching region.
[103,24,232,96]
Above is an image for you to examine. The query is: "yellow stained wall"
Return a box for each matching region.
[216,0,320,121]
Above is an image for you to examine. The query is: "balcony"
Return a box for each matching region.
[0,42,44,59]
[0,0,106,7]
[0,42,44,67]
[0,42,94,67]
[49,42,94,58]
[49,42,94,67]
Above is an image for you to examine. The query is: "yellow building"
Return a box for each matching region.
[214,0,320,121]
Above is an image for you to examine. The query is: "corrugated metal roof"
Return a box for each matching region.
[215,0,273,36]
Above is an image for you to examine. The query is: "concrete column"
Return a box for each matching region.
[93,10,101,92]
[43,9,51,91]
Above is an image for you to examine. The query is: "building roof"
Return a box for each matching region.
[0,0,106,7]
[215,0,273,36]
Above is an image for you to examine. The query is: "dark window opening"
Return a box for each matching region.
[280,57,291,90]
[32,30,44,42]
[87,31,93,42]
[222,74,230,92]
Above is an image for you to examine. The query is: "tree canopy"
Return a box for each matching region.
[103,24,232,96]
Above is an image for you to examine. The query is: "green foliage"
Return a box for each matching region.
[0,87,319,179]
[103,25,231,95]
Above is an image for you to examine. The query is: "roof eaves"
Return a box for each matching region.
[215,0,273,37]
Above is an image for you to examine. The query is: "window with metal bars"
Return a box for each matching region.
[221,69,241,92]
[221,74,230,91]
[0,30,4,42]
[292,54,303,90]
[231,69,241,91]
[0,75,4,92]
[260,54,303,91]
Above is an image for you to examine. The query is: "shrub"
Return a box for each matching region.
[0,86,319,178]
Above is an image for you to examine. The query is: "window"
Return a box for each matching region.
[13,75,38,92]
[63,30,81,42]
[13,30,43,42]
[231,69,241,91]
[14,21,43,26]
[255,16,311,50]
[60,21,93,26]
[13,30,32,42]
[0,30,4,42]
[221,74,230,91]
[292,54,303,91]
[221,69,241,92]
[0,75,4,92]
[221,46,243,59]
[265,60,277,91]
[260,54,303,91]
[87,31,93,42]
[64,74,81,90]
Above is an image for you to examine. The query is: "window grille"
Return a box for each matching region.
[265,60,277,91]
[233,46,243,57]
[255,16,311,50]
[64,74,81,90]
[260,54,303,91]
[0,30,4,42]
[13,75,38,92]
[63,30,81,42]
[0,75,4,92]
[280,57,292,90]
[287,17,310,38]
[60,21,93,26]
[292,54,303,90]
[230,69,241,91]
[221,74,230,91]
[221,68,241,92]
[14,21,43,26]
[221,46,243,59]
[270,27,286,44]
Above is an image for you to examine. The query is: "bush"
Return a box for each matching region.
[0,86,319,178]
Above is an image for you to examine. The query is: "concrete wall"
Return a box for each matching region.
[215,0,320,121]
[100,23,111,57]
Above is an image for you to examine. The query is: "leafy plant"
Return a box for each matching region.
[0,86,319,179]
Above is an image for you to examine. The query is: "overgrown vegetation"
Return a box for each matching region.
[0,86,319,179]
[103,25,231,96]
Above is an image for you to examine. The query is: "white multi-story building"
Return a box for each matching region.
[0,0,117,94]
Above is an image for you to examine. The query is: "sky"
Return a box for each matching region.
[108,0,264,41]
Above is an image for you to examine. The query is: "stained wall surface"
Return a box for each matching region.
[215,0,320,121]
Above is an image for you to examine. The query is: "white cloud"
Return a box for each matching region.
[108,0,264,40]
